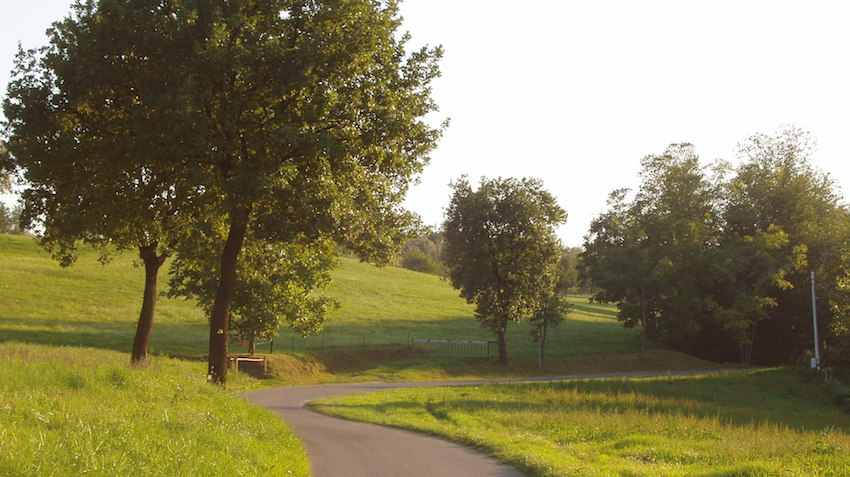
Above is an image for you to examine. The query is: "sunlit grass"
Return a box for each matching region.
[311,368,850,476]
[0,342,308,476]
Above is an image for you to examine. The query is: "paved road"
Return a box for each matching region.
[242,370,731,477]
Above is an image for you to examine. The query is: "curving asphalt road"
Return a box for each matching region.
[242,370,732,477]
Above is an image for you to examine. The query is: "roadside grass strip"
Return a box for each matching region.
[0,343,309,477]
[311,368,850,476]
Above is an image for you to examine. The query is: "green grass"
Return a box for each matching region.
[0,234,639,359]
[0,234,208,356]
[2,233,847,476]
[0,341,308,476]
[275,259,641,357]
[311,368,850,476]
[0,233,731,386]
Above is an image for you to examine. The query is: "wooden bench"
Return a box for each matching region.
[228,356,267,373]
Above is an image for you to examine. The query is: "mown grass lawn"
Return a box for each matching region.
[311,368,850,476]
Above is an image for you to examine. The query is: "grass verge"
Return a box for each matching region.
[0,342,308,476]
[310,368,850,476]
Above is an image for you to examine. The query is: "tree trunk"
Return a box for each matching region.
[208,210,250,386]
[131,242,168,367]
[497,322,508,367]
[248,332,256,355]
[540,323,548,357]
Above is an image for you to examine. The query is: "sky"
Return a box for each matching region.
[3,0,850,246]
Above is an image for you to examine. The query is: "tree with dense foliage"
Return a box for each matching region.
[442,176,566,366]
[583,144,721,353]
[583,129,850,366]
[5,0,444,385]
[722,126,850,364]
[3,0,200,366]
[528,294,571,360]
[397,233,445,275]
[169,223,340,355]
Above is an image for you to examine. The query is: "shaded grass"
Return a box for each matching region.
[0,342,308,476]
[311,368,850,476]
[260,347,737,386]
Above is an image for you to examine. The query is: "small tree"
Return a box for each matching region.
[442,176,566,366]
[169,224,340,356]
[528,294,571,360]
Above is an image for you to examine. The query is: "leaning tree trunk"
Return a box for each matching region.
[131,242,168,367]
[208,210,250,386]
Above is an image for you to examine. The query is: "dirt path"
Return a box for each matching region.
[242,371,730,477]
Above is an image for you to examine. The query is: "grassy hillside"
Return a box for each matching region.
[1,232,731,386]
[0,234,209,356]
[1,233,640,359]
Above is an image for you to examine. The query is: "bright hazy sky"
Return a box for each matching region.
[3,0,849,246]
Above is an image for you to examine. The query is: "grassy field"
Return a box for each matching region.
[312,368,850,476]
[1,233,638,361]
[0,232,740,387]
[0,234,209,356]
[6,232,847,476]
[0,342,307,477]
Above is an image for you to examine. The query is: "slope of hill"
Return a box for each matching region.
[1,233,638,357]
[1,232,729,385]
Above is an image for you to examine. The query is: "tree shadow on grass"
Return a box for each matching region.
[0,317,207,358]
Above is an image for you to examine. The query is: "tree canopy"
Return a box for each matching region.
[442,176,566,366]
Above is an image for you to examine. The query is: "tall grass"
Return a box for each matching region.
[0,342,309,476]
[312,368,850,476]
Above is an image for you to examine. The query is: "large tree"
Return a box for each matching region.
[3,0,201,366]
[182,0,443,385]
[442,176,566,366]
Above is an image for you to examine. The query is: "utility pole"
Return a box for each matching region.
[811,271,821,370]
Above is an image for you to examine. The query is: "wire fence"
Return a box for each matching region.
[409,339,496,358]
[241,332,502,356]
